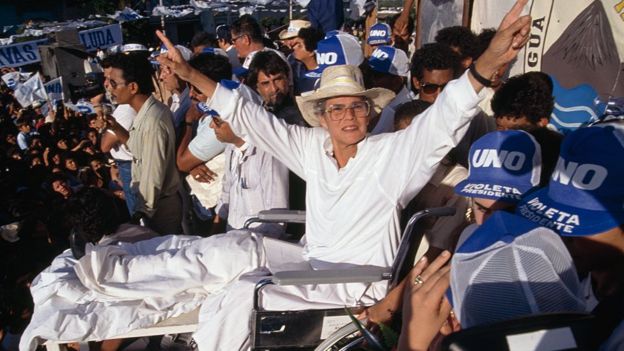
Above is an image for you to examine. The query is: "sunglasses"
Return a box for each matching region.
[420,82,447,95]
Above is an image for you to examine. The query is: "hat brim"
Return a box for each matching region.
[296,86,395,127]
[516,188,624,236]
[455,179,531,203]
[279,30,297,40]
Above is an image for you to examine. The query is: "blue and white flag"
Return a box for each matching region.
[44,77,64,103]
[13,74,48,107]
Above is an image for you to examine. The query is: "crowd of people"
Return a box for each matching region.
[1,0,623,350]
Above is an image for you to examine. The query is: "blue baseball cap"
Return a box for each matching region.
[368,46,408,77]
[548,75,601,135]
[450,211,585,328]
[367,23,391,46]
[315,33,364,73]
[516,124,624,236]
[455,130,542,203]
[201,47,228,58]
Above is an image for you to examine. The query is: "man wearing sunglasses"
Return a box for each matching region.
[410,42,459,103]
[102,53,182,235]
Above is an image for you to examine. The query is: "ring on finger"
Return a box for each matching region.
[414,275,424,286]
[194,174,200,179]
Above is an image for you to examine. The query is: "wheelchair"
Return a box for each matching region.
[246,207,457,351]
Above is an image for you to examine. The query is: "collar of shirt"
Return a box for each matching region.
[322,136,368,170]
[130,95,156,130]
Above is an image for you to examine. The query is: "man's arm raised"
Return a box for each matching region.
[156,30,218,99]
[468,0,530,92]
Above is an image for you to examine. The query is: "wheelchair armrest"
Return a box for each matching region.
[271,266,391,286]
[244,209,306,228]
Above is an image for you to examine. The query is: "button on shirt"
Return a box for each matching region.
[207,70,483,269]
[216,143,289,238]
[127,96,180,217]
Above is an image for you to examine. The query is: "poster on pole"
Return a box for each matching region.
[471,0,624,99]
[79,24,123,52]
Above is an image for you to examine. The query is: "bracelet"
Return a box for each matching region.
[469,62,493,87]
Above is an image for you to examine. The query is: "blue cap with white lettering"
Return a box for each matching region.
[455,130,542,203]
[315,33,364,73]
[367,23,392,46]
[368,46,409,77]
[516,124,624,236]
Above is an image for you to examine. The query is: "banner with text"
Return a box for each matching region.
[79,24,123,52]
[471,0,624,98]
[0,40,45,68]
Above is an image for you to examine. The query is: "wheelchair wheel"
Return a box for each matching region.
[314,323,365,351]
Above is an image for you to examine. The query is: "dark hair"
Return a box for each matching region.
[216,24,232,42]
[527,128,563,186]
[188,53,232,82]
[67,187,128,243]
[410,43,460,82]
[297,27,325,52]
[231,14,264,43]
[15,118,29,128]
[246,51,290,89]
[388,14,414,37]
[475,28,496,59]
[435,26,479,60]
[47,172,68,190]
[491,72,554,124]
[394,100,432,129]
[190,31,218,50]
[103,53,155,95]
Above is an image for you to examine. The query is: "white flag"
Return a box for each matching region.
[1,71,30,90]
[13,74,48,107]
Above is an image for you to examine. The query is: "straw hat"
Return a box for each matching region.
[279,20,311,40]
[295,65,395,127]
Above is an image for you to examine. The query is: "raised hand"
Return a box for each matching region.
[485,0,531,66]
[155,30,194,82]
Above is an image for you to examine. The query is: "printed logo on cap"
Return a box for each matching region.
[516,124,624,236]
[367,23,391,46]
[368,46,409,77]
[315,34,363,72]
[455,130,541,202]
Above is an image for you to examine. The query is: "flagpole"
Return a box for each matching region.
[160,0,166,34]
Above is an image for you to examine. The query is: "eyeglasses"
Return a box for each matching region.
[324,101,371,121]
[420,82,447,95]
[232,34,247,43]
[108,79,128,89]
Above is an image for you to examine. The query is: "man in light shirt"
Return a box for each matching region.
[103,53,182,235]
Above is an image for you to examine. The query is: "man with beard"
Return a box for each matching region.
[246,50,306,126]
